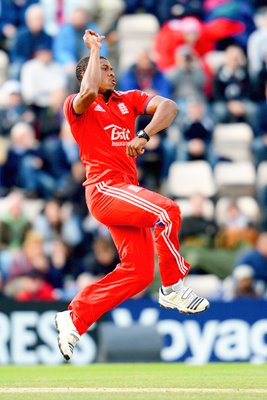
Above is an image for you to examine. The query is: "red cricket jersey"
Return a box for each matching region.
[64,90,153,185]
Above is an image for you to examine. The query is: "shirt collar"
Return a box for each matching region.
[97,90,123,103]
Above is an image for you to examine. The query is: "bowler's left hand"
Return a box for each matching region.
[126,137,147,157]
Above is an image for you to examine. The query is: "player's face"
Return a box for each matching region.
[99,59,116,93]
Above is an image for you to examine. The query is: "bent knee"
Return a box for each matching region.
[138,270,154,289]
[128,262,154,292]
[132,274,154,295]
[165,200,181,222]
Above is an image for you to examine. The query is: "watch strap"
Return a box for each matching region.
[137,130,150,142]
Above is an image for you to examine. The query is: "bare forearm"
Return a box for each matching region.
[80,46,101,97]
[144,100,178,137]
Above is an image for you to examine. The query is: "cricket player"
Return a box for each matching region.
[55,29,209,361]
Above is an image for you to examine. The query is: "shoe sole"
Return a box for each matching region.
[55,314,71,361]
[159,302,210,315]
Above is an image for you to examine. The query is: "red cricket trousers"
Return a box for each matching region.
[69,179,190,335]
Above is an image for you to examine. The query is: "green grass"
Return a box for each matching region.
[0,363,266,400]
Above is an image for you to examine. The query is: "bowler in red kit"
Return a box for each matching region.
[55,29,209,360]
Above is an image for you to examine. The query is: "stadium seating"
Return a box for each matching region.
[0,50,8,86]
[257,161,267,189]
[117,14,160,71]
[167,160,216,198]
[213,123,254,162]
[214,161,256,197]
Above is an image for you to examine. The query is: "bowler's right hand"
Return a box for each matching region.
[83,29,105,50]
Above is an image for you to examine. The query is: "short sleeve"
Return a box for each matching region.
[125,90,155,116]
[63,93,82,124]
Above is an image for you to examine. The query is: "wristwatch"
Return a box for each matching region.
[137,129,150,142]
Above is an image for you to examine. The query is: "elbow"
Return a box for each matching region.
[165,99,179,117]
[80,87,98,102]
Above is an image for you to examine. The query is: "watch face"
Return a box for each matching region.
[137,130,149,141]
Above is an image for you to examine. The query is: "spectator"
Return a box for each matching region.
[119,50,172,98]
[212,45,257,127]
[0,0,38,50]
[37,87,67,141]
[83,235,119,280]
[179,193,218,247]
[166,45,206,111]
[247,7,267,78]
[9,4,53,79]
[43,119,80,198]
[53,7,107,87]
[41,0,124,37]
[0,190,32,250]
[0,80,35,136]
[253,1,267,10]
[178,99,213,162]
[251,83,267,170]
[232,264,258,298]
[2,122,55,197]
[40,0,94,36]
[55,161,87,216]
[33,198,83,254]
[215,200,258,250]
[223,263,259,300]
[224,200,249,229]
[46,238,80,290]
[1,230,53,291]
[204,0,255,50]
[156,0,204,25]
[179,195,249,278]
[20,44,67,110]
[153,15,244,71]
[120,50,173,190]
[124,0,157,15]
[253,50,267,101]
[5,271,56,301]
[234,231,267,295]
[135,125,163,191]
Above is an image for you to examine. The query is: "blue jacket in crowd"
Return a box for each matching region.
[0,0,38,38]
[11,27,52,63]
[235,249,267,282]
[53,22,108,65]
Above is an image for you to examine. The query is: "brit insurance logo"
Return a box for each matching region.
[104,124,131,146]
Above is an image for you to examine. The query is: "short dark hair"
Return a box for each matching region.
[76,55,108,82]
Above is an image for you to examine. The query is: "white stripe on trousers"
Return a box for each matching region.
[100,182,173,237]
[98,182,187,275]
[95,182,188,275]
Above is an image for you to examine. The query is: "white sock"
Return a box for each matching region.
[172,279,183,292]
[162,285,173,295]
[162,280,183,295]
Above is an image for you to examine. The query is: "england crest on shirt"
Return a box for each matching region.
[117,102,129,115]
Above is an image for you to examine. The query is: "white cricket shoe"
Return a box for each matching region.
[55,310,80,361]
[159,285,210,314]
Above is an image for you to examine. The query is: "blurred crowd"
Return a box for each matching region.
[0,0,267,303]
